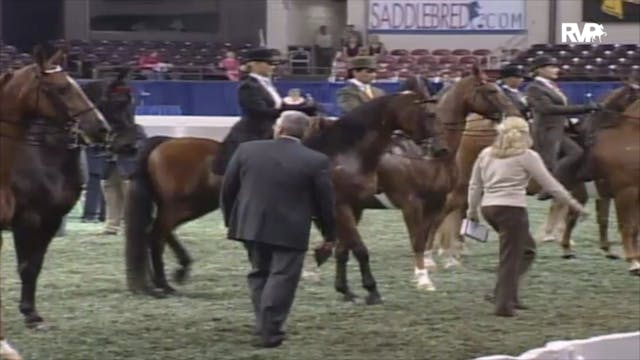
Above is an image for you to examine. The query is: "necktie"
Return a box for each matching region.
[364,85,374,99]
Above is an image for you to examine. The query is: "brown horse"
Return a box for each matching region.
[545,84,640,273]
[125,92,447,305]
[360,69,521,290]
[0,47,109,360]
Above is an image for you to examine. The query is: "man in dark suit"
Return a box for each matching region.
[213,48,316,175]
[220,111,336,348]
[525,56,601,200]
[496,65,530,119]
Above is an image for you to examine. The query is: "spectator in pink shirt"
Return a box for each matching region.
[219,51,241,81]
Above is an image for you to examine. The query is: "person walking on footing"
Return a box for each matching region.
[525,56,602,200]
[467,117,589,317]
[220,111,336,348]
[212,48,317,175]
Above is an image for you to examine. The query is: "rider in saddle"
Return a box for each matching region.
[336,56,385,115]
[496,65,530,120]
[525,55,602,200]
[213,48,317,175]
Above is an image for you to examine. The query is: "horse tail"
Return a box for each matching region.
[125,135,172,293]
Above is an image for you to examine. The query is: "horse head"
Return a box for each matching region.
[5,44,110,143]
[461,65,521,120]
[82,68,138,154]
[386,91,449,158]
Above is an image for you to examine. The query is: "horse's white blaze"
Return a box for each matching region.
[66,74,106,123]
[374,193,396,209]
[0,340,21,360]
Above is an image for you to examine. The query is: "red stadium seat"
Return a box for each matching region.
[410,49,429,56]
[432,49,451,56]
[472,49,491,56]
[452,49,471,56]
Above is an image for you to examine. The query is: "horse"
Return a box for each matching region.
[542,83,640,273]
[125,91,448,305]
[0,46,110,360]
[6,73,138,330]
[369,68,522,290]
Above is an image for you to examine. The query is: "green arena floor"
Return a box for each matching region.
[1,199,639,360]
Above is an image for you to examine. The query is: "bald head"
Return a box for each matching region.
[274,110,310,139]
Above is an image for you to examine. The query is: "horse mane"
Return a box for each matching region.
[303,94,397,156]
[592,85,639,129]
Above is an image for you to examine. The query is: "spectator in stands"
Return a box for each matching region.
[219,51,241,81]
[138,50,161,79]
[366,35,387,56]
[212,48,316,175]
[336,56,385,114]
[525,56,602,200]
[342,35,362,58]
[496,65,530,119]
[341,24,363,47]
[314,25,334,75]
[466,116,588,317]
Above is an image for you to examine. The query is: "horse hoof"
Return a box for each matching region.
[605,253,621,260]
[562,252,577,259]
[365,293,384,305]
[28,321,52,331]
[340,291,358,303]
[162,286,177,295]
[173,267,191,285]
[416,281,436,291]
[629,261,640,276]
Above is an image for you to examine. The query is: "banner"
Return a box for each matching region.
[368,0,527,34]
[583,0,640,23]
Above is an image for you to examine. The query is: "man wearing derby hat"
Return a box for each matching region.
[213,48,316,175]
[497,65,530,119]
[336,56,385,114]
[525,55,602,201]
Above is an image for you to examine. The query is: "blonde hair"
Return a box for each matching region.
[490,116,533,158]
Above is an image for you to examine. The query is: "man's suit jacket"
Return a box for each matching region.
[336,82,385,115]
[525,79,589,131]
[220,138,336,250]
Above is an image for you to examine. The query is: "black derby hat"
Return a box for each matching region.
[499,65,526,79]
[244,48,283,65]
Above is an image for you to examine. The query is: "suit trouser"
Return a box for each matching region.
[246,242,305,343]
[481,206,537,312]
[101,169,129,233]
[536,124,583,187]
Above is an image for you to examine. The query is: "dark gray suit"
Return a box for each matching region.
[525,79,592,186]
[220,137,336,344]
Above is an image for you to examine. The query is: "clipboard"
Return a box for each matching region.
[460,219,490,243]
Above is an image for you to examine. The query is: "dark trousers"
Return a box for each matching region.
[246,241,305,344]
[481,206,537,312]
[536,125,584,187]
[82,174,105,221]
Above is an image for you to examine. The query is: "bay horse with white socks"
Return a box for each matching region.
[0,47,109,360]
[125,91,448,306]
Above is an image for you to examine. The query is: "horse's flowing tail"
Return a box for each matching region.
[125,136,172,293]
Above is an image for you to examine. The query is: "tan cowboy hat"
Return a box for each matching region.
[348,56,377,71]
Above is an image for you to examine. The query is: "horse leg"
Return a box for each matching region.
[333,205,360,302]
[165,232,193,285]
[401,200,434,290]
[0,233,21,360]
[596,197,619,259]
[347,206,383,305]
[148,214,175,295]
[613,188,640,275]
[560,185,588,259]
[12,215,58,329]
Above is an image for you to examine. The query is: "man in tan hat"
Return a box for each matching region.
[336,56,385,115]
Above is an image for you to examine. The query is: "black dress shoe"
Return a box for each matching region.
[252,338,283,348]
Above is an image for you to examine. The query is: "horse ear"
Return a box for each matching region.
[0,72,13,87]
[32,44,47,70]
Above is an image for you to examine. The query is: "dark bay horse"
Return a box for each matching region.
[125,92,447,305]
[0,47,109,359]
[6,74,138,330]
[370,69,521,290]
[546,83,640,273]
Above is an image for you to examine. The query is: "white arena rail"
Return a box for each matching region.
[136,115,239,140]
[475,331,640,360]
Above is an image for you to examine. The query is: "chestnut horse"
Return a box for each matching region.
[0,47,109,360]
[545,83,640,273]
[125,91,447,305]
[363,69,521,291]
